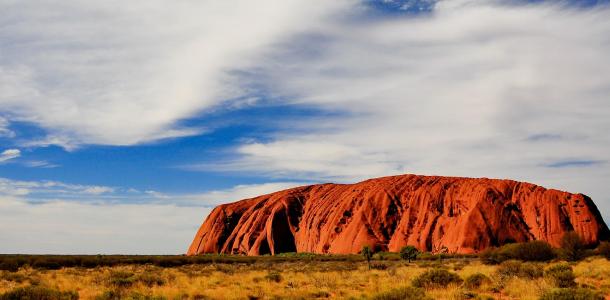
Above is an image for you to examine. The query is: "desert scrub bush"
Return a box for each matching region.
[412,268,463,289]
[265,271,282,283]
[481,241,556,264]
[0,285,78,300]
[456,291,495,300]
[560,232,586,262]
[374,252,400,261]
[32,260,63,270]
[95,290,121,300]
[0,261,19,272]
[545,263,576,288]
[538,288,604,300]
[370,262,388,270]
[453,261,467,271]
[399,246,420,263]
[371,286,432,300]
[464,273,491,289]
[0,271,27,283]
[513,241,556,262]
[137,273,165,287]
[108,270,135,288]
[96,290,167,300]
[496,260,543,279]
[123,292,167,300]
[479,247,506,265]
[213,264,237,274]
[308,290,331,298]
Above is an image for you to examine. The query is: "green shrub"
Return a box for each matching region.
[560,232,586,262]
[32,260,62,270]
[96,290,167,300]
[0,261,19,272]
[520,262,544,278]
[453,262,467,271]
[399,246,420,263]
[496,260,543,279]
[95,290,121,300]
[479,247,506,265]
[371,286,432,300]
[265,271,282,283]
[545,263,576,288]
[370,263,388,270]
[412,268,463,289]
[513,241,556,262]
[464,273,490,289]
[0,286,78,300]
[124,292,166,300]
[459,291,494,300]
[539,288,603,300]
[109,271,135,288]
[0,272,27,283]
[480,241,556,264]
[309,290,331,298]
[137,273,165,287]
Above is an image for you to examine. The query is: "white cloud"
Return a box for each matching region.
[0,196,208,254]
[0,177,115,199]
[222,1,610,220]
[179,182,306,206]
[23,160,59,168]
[0,0,355,148]
[0,149,20,163]
[0,117,14,138]
[83,186,115,195]
[145,190,170,200]
[0,179,302,254]
[0,177,303,206]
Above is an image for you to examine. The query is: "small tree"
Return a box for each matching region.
[400,246,419,263]
[361,245,373,270]
[561,231,585,261]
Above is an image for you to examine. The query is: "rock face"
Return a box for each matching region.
[187,174,609,255]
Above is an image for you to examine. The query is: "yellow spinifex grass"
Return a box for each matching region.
[0,258,609,299]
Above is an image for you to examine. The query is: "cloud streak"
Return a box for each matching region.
[0,149,20,163]
[0,117,14,138]
[0,0,354,148]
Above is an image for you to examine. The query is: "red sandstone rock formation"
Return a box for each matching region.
[187,174,609,255]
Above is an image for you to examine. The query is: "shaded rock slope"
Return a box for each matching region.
[188,174,609,255]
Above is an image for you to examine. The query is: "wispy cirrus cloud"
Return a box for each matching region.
[22,160,59,169]
[0,117,14,138]
[221,0,610,176]
[0,0,355,148]
[0,149,20,163]
[545,160,605,169]
[0,177,114,198]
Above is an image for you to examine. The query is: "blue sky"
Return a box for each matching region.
[1,0,610,254]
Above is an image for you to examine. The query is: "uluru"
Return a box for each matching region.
[187,174,609,256]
